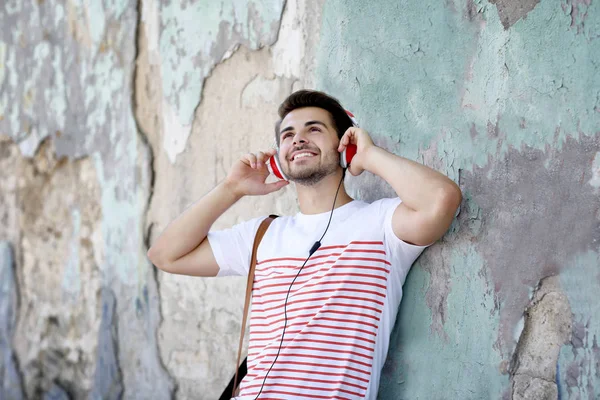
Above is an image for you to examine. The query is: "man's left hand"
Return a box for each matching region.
[338,127,376,176]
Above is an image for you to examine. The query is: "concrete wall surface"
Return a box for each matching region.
[0,0,598,399]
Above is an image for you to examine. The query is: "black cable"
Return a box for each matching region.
[253,169,346,399]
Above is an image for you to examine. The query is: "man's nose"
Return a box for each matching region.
[293,133,308,146]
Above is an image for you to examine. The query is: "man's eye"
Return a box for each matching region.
[282,133,293,140]
[310,127,321,132]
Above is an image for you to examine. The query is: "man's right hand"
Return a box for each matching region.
[148,149,289,277]
[225,148,290,197]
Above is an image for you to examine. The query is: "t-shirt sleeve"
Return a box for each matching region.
[206,216,264,277]
[380,197,430,281]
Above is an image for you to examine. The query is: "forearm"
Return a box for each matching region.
[147,181,241,266]
[363,146,460,214]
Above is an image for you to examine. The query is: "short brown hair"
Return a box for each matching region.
[275,90,354,146]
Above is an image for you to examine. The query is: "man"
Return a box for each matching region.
[147,90,461,399]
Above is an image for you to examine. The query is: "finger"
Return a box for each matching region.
[264,180,289,194]
[240,153,251,166]
[338,130,352,151]
[244,153,257,168]
[348,164,359,176]
[256,151,267,167]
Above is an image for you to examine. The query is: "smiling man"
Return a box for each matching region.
[147,90,461,399]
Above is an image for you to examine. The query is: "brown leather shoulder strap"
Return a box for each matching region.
[233,215,278,397]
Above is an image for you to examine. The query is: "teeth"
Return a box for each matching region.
[294,153,314,161]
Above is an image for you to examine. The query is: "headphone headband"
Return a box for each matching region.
[345,110,359,127]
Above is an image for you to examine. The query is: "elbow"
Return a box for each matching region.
[433,183,462,220]
[147,246,171,273]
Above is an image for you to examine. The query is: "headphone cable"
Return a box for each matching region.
[253,169,346,399]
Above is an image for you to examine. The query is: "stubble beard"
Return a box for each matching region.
[284,149,339,186]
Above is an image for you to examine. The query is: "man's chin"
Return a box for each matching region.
[285,167,336,186]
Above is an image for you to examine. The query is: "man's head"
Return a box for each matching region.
[275,90,354,186]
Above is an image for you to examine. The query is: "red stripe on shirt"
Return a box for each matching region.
[251,307,382,322]
[252,302,383,318]
[252,286,387,300]
[250,321,377,337]
[248,345,373,361]
[253,277,388,292]
[255,273,388,294]
[250,314,379,330]
[253,295,385,311]
[243,382,364,397]
[247,367,370,383]
[247,337,376,354]
[249,329,377,346]
[247,359,372,377]
[245,373,368,391]
[241,389,352,399]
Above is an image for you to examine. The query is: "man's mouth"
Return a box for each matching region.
[290,151,317,162]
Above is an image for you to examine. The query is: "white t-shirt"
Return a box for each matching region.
[208,198,428,399]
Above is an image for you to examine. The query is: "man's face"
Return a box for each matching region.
[278,107,340,186]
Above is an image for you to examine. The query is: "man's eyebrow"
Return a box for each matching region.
[280,120,327,135]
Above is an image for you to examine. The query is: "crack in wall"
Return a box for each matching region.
[0,136,25,399]
[0,241,25,399]
[131,0,176,396]
[89,288,123,400]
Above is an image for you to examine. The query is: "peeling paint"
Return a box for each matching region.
[489,0,541,29]
[562,0,594,34]
[157,0,285,162]
[1,0,174,397]
[2,0,599,398]
[461,133,600,358]
[509,276,572,399]
[558,251,600,399]
[317,0,600,397]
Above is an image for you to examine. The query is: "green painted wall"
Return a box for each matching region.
[316,0,600,398]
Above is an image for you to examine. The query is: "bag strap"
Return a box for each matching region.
[232,214,278,398]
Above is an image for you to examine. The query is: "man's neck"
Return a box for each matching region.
[295,170,354,215]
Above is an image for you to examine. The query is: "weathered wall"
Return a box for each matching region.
[0,0,598,399]
[136,0,324,398]
[1,0,321,399]
[0,0,172,398]
[316,0,599,398]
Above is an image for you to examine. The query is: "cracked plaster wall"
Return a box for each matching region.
[138,0,325,398]
[2,0,323,399]
[1,0,599,399]
[317,0,600,398]
[1,0,172,398]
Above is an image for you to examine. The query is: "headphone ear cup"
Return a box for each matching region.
[340,143,357,168]
[267,153,288,181]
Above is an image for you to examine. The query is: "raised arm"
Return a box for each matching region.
[339,128,462,246]
[147,149,289,277]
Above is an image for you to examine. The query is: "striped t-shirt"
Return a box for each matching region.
[208,198,428,399]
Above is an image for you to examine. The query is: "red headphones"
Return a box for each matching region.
[267,110,359,181]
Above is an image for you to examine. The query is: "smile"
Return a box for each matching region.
[291,152,316,161]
